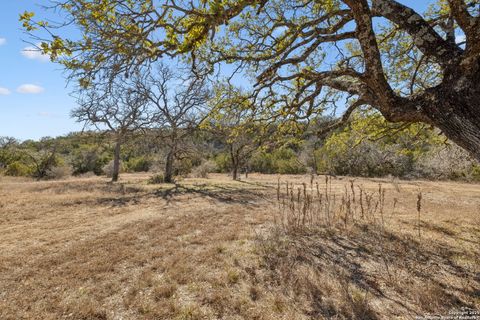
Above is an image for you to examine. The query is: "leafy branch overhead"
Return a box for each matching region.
[21,0,480,160]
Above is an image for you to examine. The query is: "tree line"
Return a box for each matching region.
[2,110,479,182]
[11,0,480,181]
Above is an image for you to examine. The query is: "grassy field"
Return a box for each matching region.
[0,173,479,319]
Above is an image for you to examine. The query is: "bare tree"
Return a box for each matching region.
[72,78,151,182]
[137,64,210,183]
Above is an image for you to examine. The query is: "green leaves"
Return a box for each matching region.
[19,11,36,31]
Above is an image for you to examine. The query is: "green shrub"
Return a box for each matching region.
[250,148,306,174]
[125,156,152,172]
[272,148,306,174]
[275,158,306,174]
[250,151,274,173]
[214,153,231,173]
[471,165,480,181]
[5,161,32,177]
[70,146,110,175]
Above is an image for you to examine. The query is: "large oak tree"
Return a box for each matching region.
[22,0,480,160]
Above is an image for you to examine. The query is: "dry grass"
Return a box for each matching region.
[0,173,478,319]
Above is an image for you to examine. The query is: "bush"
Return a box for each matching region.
[413,144,480,181]
[45,165,72,180]
[125,156,152,172]
[272,148,306,174]
[191,160,217,178]
[250,151,274,173]
[472,165,480,181]
[5,161,32,177]
[316,140,413,177]
[175,158,195,176]
[147,173,165,184]
[102,160,124,178]
[70,146,110,175]
[275,158,307,174]
[214,153,231,173]
[250,148,306,174]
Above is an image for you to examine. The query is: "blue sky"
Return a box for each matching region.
[0,1,83,140]
[0,0,431,141]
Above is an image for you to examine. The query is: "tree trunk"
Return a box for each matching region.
[312,149,318,175]
[112,139,121,182]
[230,145,239,180]
[380,73,480,163]
[421,78,480,162]
[232,163,239,180]
[164,149,175,183]
[428,102,480,162]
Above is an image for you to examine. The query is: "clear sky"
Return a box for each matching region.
[0,0,431,141]
[0,1,84,140]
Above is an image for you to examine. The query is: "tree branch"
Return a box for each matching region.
[372,0,463,66]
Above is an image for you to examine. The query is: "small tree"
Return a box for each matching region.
[207,84,267,180]
[137,64,209,183]
[72,78,150,182]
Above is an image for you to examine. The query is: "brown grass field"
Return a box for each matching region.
[0,173,479,319]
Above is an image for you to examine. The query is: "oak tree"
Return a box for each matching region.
[72,78,151,182]
[207,84,270,180]
[137,63,210,183]
[22,0,480,160]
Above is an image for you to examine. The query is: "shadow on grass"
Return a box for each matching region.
[80,181,266,208]
[153,183,262,206]
[256,223,479,319]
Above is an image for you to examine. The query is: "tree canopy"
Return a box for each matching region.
[21,0,480,160]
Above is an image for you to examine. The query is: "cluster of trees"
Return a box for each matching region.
[20,0,480,163]
[313,111,480,180]
[70,63,210,182]
[2,110,479,182]
[13,0,479,182]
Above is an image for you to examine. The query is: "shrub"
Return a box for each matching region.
[102,160,123,178]
[413,144,480,181]
[125,156,152,172]
[250,151,274,173]
[70,146,110,175]
[175,157,194,176]
[316,131,415,177]
[275,158,307,174]
[250,147,306,174]
[472,165,480,181]
[273,148,306,174]
[147,173,164,184]
[45,165,72,180]
[5,161,32,177]
[214,153,231,173]
[191,160,217,178]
